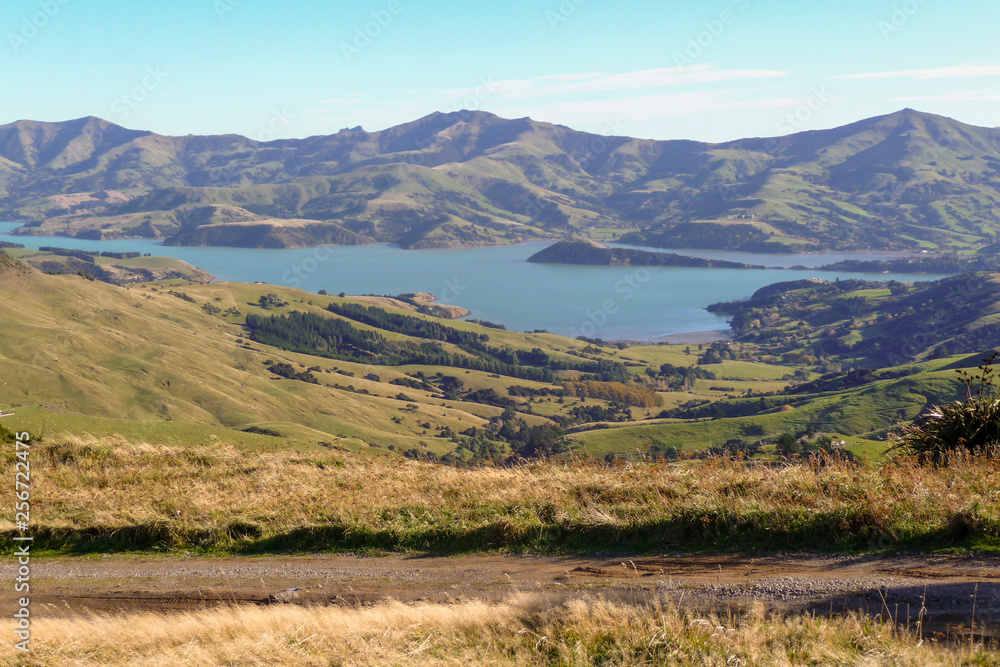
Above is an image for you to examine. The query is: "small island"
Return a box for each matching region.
[526,238,767,269]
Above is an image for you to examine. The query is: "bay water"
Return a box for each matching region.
[0,222,952,341]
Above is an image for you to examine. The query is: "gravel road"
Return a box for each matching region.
[9,553,999,638]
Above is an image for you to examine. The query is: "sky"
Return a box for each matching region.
[1,0,997,143]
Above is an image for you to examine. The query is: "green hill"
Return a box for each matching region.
[3,251,994,462]
[2,245,212,284]
[2,109,999,251]
[708,273,1000,366]
[568,270,1000,456]
[0,251,657,459]
[570,356,969,456]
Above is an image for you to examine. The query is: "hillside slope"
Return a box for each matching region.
[708,273,1000,366]
[0,252,514,451]
[4,251,996,461]
[2,109,999,250]
[0,251,653,458]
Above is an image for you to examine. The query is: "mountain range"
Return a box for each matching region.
[1,109,998,250]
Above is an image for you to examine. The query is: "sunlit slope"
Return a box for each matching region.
[0,254,518,449]
[570,356,969,455]
[0,251,988,460]
[0,253,625,451]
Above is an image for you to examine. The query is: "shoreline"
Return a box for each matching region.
[0,221,936,258]
[613,328,732,346]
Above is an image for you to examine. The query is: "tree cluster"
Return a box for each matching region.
[563,380,662,407]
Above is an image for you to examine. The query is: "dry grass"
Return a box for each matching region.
[2,594,997,666]
[3,436,1000,554]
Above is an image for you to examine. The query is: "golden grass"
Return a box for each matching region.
[3,436,1000,553]
[2,594,996,666]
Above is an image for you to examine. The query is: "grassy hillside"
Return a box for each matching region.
[709,273,1000,367]
[3,109,999,251]
[0,251,675,457]
[3,245,212,283]
[570,358,967,456]
[1,251,989,463]
[566,270,1000,457]
[568,276,1000,457]
[0,253,506,453]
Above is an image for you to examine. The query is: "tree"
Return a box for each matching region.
[258,293,287,309]
[438,375,463,394]
[775,432,799,457]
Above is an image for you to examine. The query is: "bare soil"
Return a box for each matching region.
[12,553,1000,639]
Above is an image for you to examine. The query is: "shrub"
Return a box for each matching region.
[267,362,319,384]
[169,290,196,303]
[891,352,1000,461]
[241,426,284,437]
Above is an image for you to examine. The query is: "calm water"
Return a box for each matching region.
[608,242,925,269]
[0,223,952,341]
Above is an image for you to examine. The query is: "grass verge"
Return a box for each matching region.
[2,436,999,556]
[2,594,997,666]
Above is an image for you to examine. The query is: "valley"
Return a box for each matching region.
[0,222,956,341]
[0,248,988,465]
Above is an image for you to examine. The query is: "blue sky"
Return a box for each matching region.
[1,0,997,142]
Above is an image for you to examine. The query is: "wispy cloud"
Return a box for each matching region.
[894,90,1000,102]
[316,97,365,105]
[533,72,603,83]
[304,65,797,135]
[414,64,790,104]
[490,90,800,127]
[483,65,790,101]
[834,61,1000,80]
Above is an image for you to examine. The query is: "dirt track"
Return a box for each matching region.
[12,553,1000,638]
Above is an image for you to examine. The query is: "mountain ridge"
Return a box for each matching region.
[2,109,999,250]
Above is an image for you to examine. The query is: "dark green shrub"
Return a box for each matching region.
[891,352,1000,461]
